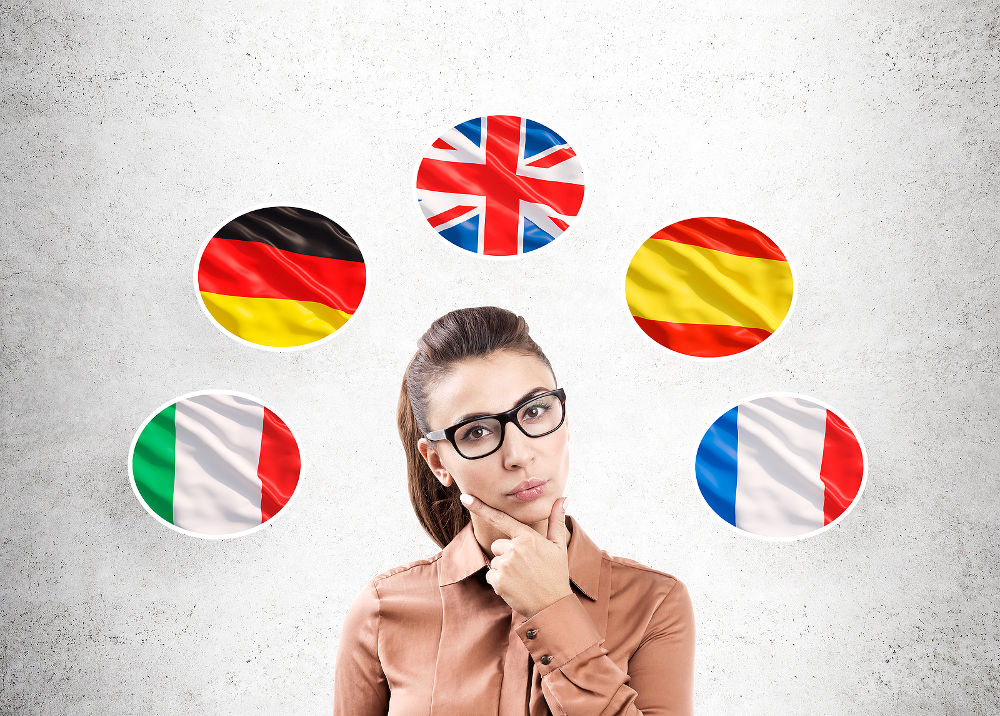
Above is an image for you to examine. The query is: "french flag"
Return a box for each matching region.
[696,395,865,538]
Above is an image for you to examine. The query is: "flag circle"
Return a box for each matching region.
[694,394,866,540]
[416,115,586,256]
[195,206,366,349]
[128,391,302,539]
[625,217,794,358]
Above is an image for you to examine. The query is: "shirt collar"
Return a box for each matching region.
[437,514,603,601]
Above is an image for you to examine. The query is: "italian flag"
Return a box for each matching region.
[130,393,300,536]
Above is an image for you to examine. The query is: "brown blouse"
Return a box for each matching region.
[332,514,695,715]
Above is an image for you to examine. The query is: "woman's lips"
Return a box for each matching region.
[507,479,547,502]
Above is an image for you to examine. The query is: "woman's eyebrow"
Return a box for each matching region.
[453,386,551,423]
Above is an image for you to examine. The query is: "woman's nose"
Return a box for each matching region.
[501,424,536,469]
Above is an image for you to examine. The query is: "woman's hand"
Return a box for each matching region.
[459,493,572,619]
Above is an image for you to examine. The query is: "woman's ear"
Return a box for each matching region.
[418,438,453,487]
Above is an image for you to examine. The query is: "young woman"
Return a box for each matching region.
[333,306,695,716]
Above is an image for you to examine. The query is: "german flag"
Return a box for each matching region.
[626,217,793,357]
[197,207,366,348]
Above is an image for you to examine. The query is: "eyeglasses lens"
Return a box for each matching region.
[454,394,564,458]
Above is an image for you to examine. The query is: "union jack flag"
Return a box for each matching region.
[416,115,586,256]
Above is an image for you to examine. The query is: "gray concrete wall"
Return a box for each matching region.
[2,1,998,713]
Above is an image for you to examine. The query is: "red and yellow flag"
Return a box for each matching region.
[626,217,793,357]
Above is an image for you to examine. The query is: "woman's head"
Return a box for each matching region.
[398,307,570,548]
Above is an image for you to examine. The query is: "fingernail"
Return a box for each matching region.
[459,493,473,506]
[562,496,569,512]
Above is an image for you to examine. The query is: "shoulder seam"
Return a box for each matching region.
[372,552,444,584]
[604,553,681,584]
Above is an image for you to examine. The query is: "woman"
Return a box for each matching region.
[333,306,695,716]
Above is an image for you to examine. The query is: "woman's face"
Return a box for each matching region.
[417,350,570,524]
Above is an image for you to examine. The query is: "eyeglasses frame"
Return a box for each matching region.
[424,387,567,460]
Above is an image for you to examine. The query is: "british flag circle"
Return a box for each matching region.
[416,115,586,256]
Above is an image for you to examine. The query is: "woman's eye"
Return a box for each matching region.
[522,401,550,420]
[461,424,491,441]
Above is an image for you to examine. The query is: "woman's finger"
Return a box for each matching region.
[459,493,535,539]
[490,537,513,555]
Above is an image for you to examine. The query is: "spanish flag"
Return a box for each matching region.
[626,217,793,358]
[197,207,366,348]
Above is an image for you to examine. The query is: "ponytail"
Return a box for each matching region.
[397,371,467,549]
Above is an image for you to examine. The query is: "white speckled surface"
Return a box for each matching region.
[2,1,998,713]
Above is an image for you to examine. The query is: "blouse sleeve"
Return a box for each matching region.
[513,578,695,716]
[332,580,390,716]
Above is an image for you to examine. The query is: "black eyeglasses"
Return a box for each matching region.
[424,388,567,460]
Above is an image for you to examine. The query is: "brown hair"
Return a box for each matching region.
[397,306,556,549]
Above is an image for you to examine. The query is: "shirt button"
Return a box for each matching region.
[540,655,552,665]
[526,629,537,639]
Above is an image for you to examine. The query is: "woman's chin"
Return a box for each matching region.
[513,497,560,522]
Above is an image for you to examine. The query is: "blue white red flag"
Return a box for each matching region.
[695,395,865,538]
[416,115,585,256]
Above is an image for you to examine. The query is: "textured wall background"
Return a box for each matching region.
[2,1,998,713]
